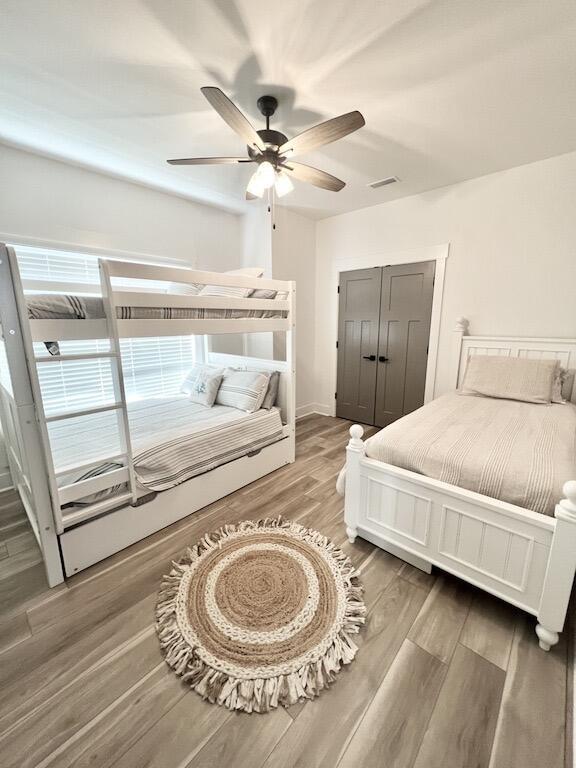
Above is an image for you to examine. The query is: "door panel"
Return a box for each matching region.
[375,261,435,427]
[336,268,381,423]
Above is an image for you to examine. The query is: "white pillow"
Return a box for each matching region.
[461,355,559,404]
[216,368,270,412]
[180,364,224,407]
[168,281,203,296]
[199,267,264,299]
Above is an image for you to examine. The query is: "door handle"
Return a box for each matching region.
[362,355,376,361]
[379,356,389,363]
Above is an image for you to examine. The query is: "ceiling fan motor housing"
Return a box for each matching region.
[248,129,289,161]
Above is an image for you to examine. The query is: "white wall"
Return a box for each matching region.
[207,204,317,417]
[315,150,576,414]
[272,207,317,416]
[0,144,242,269]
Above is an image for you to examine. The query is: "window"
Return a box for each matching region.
[35,337,197,416]
[16,245,199,415]
[14,244,176,293]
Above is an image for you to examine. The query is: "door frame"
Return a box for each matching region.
[331,243,449,417]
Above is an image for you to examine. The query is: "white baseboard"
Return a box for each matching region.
[296,403,334,420]
[0,471,13,492]
[314,402,334,417]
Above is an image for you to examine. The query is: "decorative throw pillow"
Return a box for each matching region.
[460,355,559,404]
[180,364,223,407]
[261,370,280,409]
[251,289,277,299]
[216,368,270,412]
[552,367,575,403]
[199,267,264,299]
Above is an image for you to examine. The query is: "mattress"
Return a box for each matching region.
[49,397,284,495]
[26,294,286,321]
[364,392,576,516]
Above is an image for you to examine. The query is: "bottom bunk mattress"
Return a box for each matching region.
[50,397,285,495]
[363,392,576,517]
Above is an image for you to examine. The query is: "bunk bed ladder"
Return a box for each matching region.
[98,259,138,506]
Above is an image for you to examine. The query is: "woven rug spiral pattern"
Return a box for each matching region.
[156,518,366,713]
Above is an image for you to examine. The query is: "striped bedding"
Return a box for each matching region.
[50,397,284,495]
[364,393,576,516]
[26,294,286,321]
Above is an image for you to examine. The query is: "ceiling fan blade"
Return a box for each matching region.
[279,111,365,157]
[167,157,251,165]
[201,87,266,152]
[281,162,345,192]
[246,190,259,201]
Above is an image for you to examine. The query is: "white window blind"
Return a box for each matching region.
[18,245,200,414]
[16,246,100,285]
[14,245,179,293]
[35,337,197,415]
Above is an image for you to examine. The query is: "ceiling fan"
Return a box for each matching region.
[167,87,365,200]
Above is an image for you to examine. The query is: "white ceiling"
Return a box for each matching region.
[1,0,575,219]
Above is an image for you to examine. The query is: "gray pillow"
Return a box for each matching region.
[180,364,223,407]
[216,368,270,412]
[252,289,277,299]
[261,371,280,409]
[552,367,575,403]
[461,355,559,404]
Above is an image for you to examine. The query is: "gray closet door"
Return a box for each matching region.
[336,268,382,423]
[374,261,435,427]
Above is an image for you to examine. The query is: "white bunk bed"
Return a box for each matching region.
[338,318,576,651]
[0,243,296,586]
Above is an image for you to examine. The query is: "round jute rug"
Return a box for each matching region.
[156,518,366,713]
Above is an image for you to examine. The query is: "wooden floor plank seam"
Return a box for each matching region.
[0,625,156,742]
[32,662,166,768]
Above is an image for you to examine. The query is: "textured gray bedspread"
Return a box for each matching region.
[364,393,576,516]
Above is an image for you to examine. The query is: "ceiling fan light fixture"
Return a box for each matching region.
[246,170,266,198]
[274,171,294,198]
[256,160,276,188]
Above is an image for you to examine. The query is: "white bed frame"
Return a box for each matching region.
[339,317,576,651]
[0,243,296,586]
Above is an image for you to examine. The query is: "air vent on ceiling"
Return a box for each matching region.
[368,176,399,189]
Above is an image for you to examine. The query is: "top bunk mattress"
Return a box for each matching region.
[26,294,286,321]
[364,392,576,516]
[50,397,284,493]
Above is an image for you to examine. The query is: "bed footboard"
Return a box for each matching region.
[340,425,576,650]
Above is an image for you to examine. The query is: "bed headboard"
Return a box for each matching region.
[453,317,576,404]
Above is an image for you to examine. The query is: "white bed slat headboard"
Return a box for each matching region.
[453,319,576,404]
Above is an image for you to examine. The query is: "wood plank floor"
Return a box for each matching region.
[0,414,571,768]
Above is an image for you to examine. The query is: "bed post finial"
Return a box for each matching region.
[452,317,470,390]
[454,317,469,334]
[349,424,364,448]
